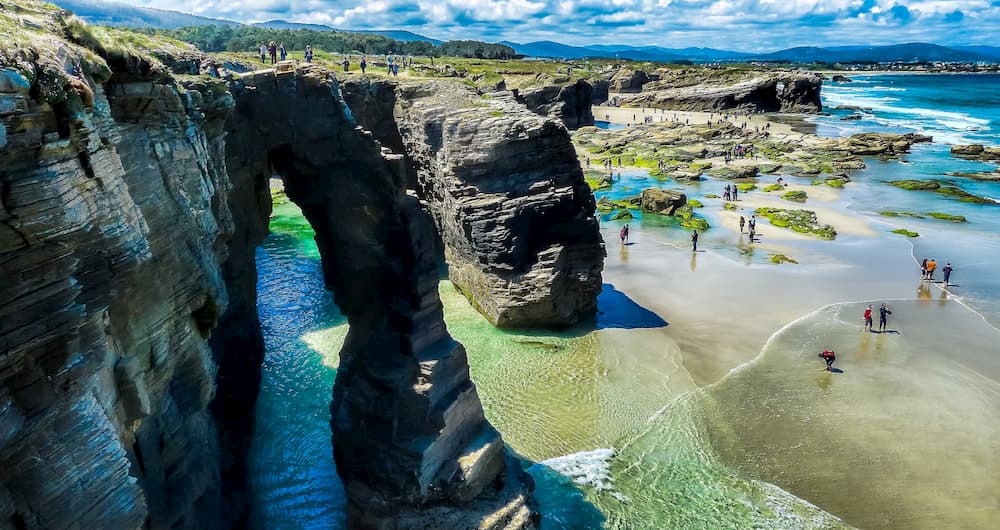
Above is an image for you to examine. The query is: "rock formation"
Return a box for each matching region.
[951,144,1000,161]
[640,189,687,215]
[391,82,605,328]
[2,3,556,528]
[622,70,823,113]
[513,78,596,129]
[608,69,653,93]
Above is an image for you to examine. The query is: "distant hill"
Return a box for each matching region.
[953,46,1000,61]
[51,0,238,28]
[253,20,443,46]
[754,43,993,63]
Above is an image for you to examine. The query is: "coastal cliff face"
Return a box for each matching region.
[2,3,546,528]
[1,9,237,528]
[621,70,823,113]
[392,82,605,328]
[513,79,596,129]
[343,79,605,329]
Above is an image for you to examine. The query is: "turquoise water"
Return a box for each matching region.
[249,75,1000,528]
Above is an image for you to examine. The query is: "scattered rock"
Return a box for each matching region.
[950,144,1000,161]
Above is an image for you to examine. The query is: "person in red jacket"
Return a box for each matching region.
[819,350,836,371]
[863,305,873,332]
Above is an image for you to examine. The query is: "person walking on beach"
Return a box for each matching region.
[732,185,738,201]
[943,262,954,286]
[723,185,730,202]
[819,349,837,372]
[920,258,928,279]
[926,259,937,281]
[739,215,746,233]
[878,303,892,332]
[863,305,873,332]
[691,229,699,252]
[620,224,630,245]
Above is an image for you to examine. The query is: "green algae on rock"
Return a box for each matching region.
[927,212,967,222]
[687,199,704,208]
[612,209,634,220]
[736,182,757,192]
[755,207,837,239]
[879,211,923,218]
[586,171,613,191]
[762,184,783,192]
[769,254,799,265]
[890,180,940,191]
[891,228,920,238]
[782,190,807,202]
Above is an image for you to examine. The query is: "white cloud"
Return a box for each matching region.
[119,0,998,50]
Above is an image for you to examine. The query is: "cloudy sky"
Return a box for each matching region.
[126,0,1000,50]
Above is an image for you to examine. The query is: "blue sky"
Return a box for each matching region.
[126,1,1000,50]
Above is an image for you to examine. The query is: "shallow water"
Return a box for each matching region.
[249,75,1000,528]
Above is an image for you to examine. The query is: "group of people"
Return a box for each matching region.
[725,143,755,164]
[258,41,288,64]
[739,214,757,240]
[863,303,893,333]
[920,258,954,286]
[722,183,739,202]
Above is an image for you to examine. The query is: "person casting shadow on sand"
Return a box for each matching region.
[819,349,838,372]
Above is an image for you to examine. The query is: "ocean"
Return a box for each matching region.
[248,74,1000,529]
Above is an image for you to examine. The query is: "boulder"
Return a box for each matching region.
[951,144,1000,161]
[640,188,687,215]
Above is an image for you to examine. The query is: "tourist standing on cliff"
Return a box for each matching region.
[620,224,630,245]
[279,43,287,61]
[342,57,350,72]
[268,41,277,64]
[258,42,267,64]
[386,52,394,74]
[878,303,892,332]
[360,56,367,74]
[305,46,313,63]
[691,229,699,252]
[943,262,954,286]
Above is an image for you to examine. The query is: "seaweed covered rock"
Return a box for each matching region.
[755,208,837,239]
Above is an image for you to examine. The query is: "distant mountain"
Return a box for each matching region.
[253,20,443,45]
[51,0,238,28]
[953,46,1000,61]
[501,41,684,62]
[754,43,992,63]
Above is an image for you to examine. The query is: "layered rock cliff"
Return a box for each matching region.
[2,3,564,528]
[512,78,596,129]
[617,69,823,113]
[343,79,605,329]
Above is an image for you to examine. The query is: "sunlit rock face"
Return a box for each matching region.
[621,70,823,113]
[344,79,606,329]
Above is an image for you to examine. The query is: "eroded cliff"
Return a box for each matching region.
[2,2,559,528]
[614,69,823,113]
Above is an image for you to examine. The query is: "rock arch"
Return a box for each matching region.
[221,68,537,528]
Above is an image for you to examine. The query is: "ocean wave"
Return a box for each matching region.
[542,448,629,502]
[872,86,907,92]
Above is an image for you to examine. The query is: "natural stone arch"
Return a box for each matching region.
[223,68,537,528]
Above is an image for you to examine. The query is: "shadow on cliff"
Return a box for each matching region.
[594,284,669,331]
